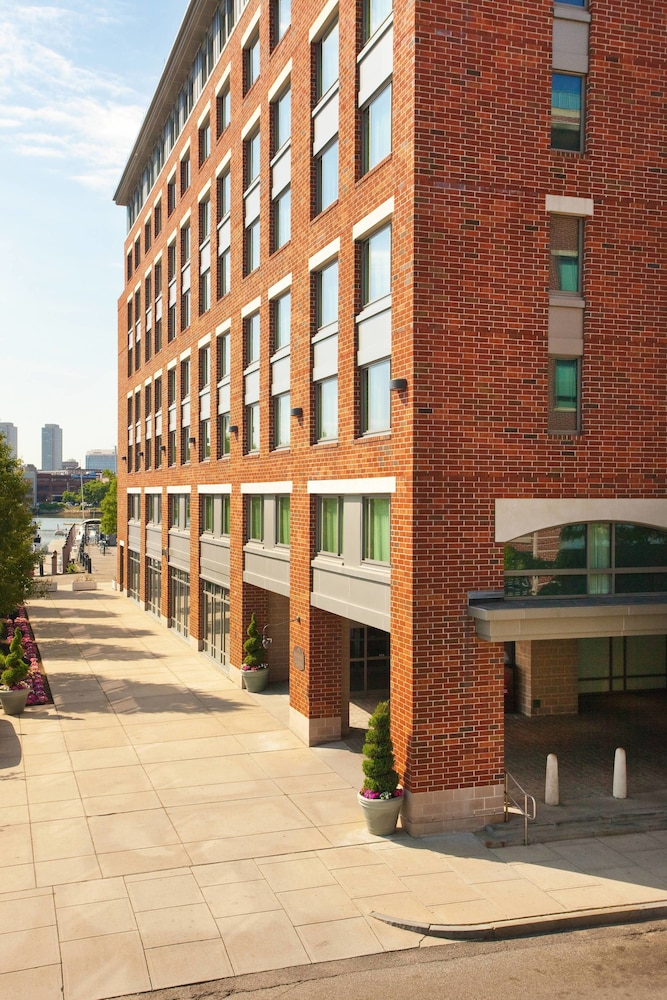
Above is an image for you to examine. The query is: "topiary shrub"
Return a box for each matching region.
[242,613,267,670]
[360,700,401,799]
[0,628,30,689]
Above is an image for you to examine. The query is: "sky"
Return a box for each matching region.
[0,0,188,468]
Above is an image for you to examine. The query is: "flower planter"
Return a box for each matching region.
[0,688,29,716]
[358,792,403,836]
[243,668,269,693]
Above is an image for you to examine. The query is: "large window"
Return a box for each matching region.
[362,83,392,173]
[217,329,231,458]
[359,2,392,175]
[244,130,261,274]
[550,215,582,294]
[202,581,230,666]
[364,0,392,40]
[313,19,339,215]
[248,496,264,542]
[244,28,260,93]
[363,497,390,563]
[318,496,342,555]
[180,223,191,330]
[170,567,190,637]
[549,357,580,434]
[245,311,260,453]
[552,73,583,152]
[272,86,291,251]
[272,290,291,449]
[313,260,338,441]
[505,524,667,598]
[199,197,211,314]
[276,496,290,546]
[271,0,291,47]
[216,167,231,298]
[146,557,161,618]
[216,82,230,138]
[358,224,392,434]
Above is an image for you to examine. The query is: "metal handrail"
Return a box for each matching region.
[504,771,537,846]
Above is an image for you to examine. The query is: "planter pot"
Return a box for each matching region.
[358,792,403,836]
[242,668,269,693]
[0,688,29,716]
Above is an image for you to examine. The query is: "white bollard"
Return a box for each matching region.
[545,753,559,806]
[613,747,627,799]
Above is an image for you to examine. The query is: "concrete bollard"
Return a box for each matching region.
[613,747,627,799]
[545,753,559,806]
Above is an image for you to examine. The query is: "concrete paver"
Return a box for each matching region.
[0,580,666,999]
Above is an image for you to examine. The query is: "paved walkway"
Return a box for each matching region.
[1,584,667,1000]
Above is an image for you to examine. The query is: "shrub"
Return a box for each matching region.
[242,613,266,669]
[361,700,400,798]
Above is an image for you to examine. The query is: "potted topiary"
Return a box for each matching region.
[358,700,404,835]
[0,627,31,715]
[242,613,269,693]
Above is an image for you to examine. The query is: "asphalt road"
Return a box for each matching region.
[118,921,667,1000]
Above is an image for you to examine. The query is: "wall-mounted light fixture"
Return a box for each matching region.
[229,425,239,434]
[121,456,127,462]
[188,436,196,445]
[160,444,167,452]
[262,616,301,649]
[290,407,303,419]
[390,378,408,392]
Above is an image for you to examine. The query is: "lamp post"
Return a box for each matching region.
[80,465,85,546]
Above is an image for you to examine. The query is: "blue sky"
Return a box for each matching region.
[0,0,187,467]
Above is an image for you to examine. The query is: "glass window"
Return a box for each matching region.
[274,392,291,448]
[249,496,263,541]
[317,20,339,99]
[364,0,392,40]
[363,497,390,563]
[319,496,342,555]
[245,31,260,92]
[246,218,260,273]
[199,118,210,164]
[216,84,230,137]
[274,291,291,349]
[317,261,338,328]
[554,358,578,411]
[549,215,581,293]
[180,153,190,195]
[246,131,260,186]
[316,377,338,441]
[362,224,391,304]
[272,0,291,45]
[200,418,211,460]
[171,494,181,527]
[316,140,338,213]
[222,495,231,535]
[552,74,583,151]
[203,495,214,532]
[247,402,260,452]
[246,312,260,364]
[274,188,291,249]
[218,412,231,457]
[217,331,230,380]
[276,496,290,545]
[362,83,392,173]
[274,87,291,151]
[361,358,391,433]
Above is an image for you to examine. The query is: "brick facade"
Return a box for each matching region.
[114,1,666,835]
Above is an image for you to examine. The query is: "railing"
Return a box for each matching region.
[504,771,537,846]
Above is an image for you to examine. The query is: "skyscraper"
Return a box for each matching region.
[0,422,18,458]
[41,424,63,471]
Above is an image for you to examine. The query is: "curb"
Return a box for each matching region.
[371,900,667,941]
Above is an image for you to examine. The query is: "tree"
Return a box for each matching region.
[100,475,117,535]
[83,480,110,507]
[0,434,37,618]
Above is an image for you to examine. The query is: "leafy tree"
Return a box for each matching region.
[100,475,117,535]
[83,480,110,507]
[0,435,37,618]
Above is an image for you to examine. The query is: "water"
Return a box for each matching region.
[33,517,81,552]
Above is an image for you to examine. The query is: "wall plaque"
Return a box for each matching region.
[292,646,305,671]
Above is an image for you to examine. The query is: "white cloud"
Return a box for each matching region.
[0,2,144,195]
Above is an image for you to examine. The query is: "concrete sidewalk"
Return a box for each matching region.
[1,586,667,1000]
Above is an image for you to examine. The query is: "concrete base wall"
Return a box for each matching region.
[401,783,505,837]
[515,639,579,716]
[289,706,342,746]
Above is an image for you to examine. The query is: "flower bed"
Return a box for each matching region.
[9,608,50,706]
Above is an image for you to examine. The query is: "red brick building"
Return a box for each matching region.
[114,0,667,834]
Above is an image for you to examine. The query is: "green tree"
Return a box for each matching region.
[83,480,110,507]
[0,435,37,618]
[100,475,117,535]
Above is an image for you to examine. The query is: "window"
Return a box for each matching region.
[504,523,667,599]
[362,82,392,173]
[276,496,290,546]
[180,152,191,195]
[171,494,181,528]
[154,376,162,467]
[216,168,231,297]
[272,0,291,47]
[154,260,162,353]
[271,290,291,449]
[557,0,586,6]
[550,215,582,294]
[128,494,141,521]
[222,495,230,535]
[246,311,260,364]
[181,358,191,465]
[134,237,140,269]
[358,224,392,434]
[202,581,230,666]
[244,130,261,274]
[248,496,263,541]
[134,288,141,372]
[318,496,342,555]
[167,242,177,341]
[181,224,191,330]
[216,82,231,138]
[167,175,177,215]
[147,493,162,524]
[144,218,152,254]
[313,260,339,441]
[272,86,291,250]
[552,73,583,152]
[126,251,133,281]
[245,311,260,453]
[313,19,339,215]
[364,0,392,41]
[203,495,214,533]
[363,497,390,563]
[247,403,260,452]
[154,199,162,237]
[199,198,211,314]
[199,116,210,165]
[168,366,177,465]
[217,330,231,459]
[144,275,152,363]
[199,344,211,460]
[549,357,580,434]
[244,29,260,93]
